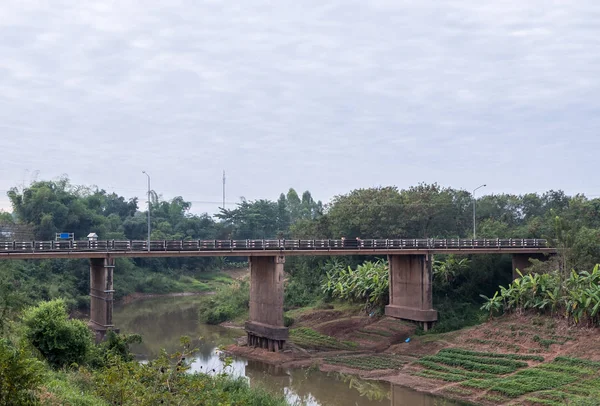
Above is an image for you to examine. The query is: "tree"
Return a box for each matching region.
[327,187,405,238]
[216,199,279,239]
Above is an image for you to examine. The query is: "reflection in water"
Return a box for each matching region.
[113,296,459,406]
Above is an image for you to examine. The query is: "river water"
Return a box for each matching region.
[113,296,460,406]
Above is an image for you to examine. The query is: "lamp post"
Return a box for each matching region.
[142,171,151,252]
[472,184,486,240]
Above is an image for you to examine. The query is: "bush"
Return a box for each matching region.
[22,299,93,368]
[0,338,44,405]
[88,330,142,368]
[283,314,294,327]
[198,281,249,325]
[416,299,486,335]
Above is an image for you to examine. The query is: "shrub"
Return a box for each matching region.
[283,314,294,327]
[198,281,249,325]
[88,330,142,368]
[0,338,44,405]
[22,299,93,368]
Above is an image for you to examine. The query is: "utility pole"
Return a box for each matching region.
[142,171,151,252]
[472,184,487,240]
[222,170,226,209]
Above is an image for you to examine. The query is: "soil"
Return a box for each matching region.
[225,310,600,406]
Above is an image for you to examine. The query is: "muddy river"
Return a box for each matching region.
[112,296,460,406]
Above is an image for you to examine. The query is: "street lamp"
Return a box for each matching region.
[472,184,486,240]
[142,171,151,252]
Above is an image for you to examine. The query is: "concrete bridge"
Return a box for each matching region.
[0,238,554,350]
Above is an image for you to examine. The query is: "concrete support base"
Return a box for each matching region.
[384,305,438,322]
[89,256,116,343]
[385,254,438,326]
[245,321,288,352]
[246,255,288,351]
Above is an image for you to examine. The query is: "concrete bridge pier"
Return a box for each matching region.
[88,256,116,342]
[512,253,549,280]
[245,255,288,351]
[385,254,438,331]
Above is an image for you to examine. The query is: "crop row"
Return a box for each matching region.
[413,370,466,382]
[461,366,580,398]
[439,348,544,362]
[289,327,357,350]
[325,355,406,370]
[536,363,595,376]
[420,355,516,374]
[553,356,600,369]
[416,360,496,379]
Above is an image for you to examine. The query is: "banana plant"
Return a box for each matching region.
[480,291,503,319]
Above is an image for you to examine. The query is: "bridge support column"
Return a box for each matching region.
[385,254,438,330]
[512,253,548,280]
[88,256,116,343]
[245,255,288,351]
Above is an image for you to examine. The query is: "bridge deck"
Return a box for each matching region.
[0,238,556,259]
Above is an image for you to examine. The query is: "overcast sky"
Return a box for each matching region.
[1,0,599,214]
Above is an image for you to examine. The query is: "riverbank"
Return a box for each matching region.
[226,306,600,405]
[117,268,247,304]
[118,290,212,304]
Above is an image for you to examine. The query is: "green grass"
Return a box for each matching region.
[41,370,108,406]
[481,394,507,403]
[352,331,387,341]
[196,271,235,285]
[289,327,357,350]
[443,386,473,396]
[324,355,406,370]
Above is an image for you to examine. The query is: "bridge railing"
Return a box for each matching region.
[0,238,549,253]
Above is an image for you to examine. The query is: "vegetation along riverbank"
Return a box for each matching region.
[2,179,600,404]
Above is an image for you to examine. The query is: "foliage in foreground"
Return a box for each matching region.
[22,299,93,369]
[0,338,44,405]
[90,337,287,406]
[481,264,600,326]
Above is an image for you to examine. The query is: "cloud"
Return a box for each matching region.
[0,0,598,211]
